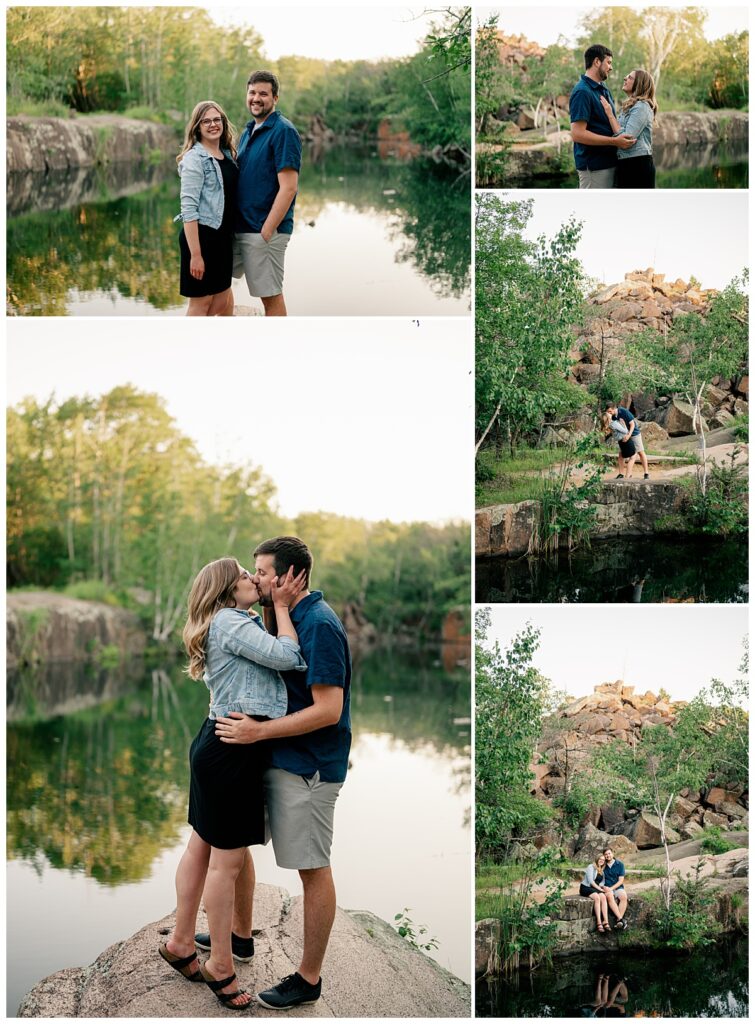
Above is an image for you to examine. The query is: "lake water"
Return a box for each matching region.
[500,139,748,189]
[6,646,471,1015]
[476,536,749,603]
[476,937,749,1017]
[6,145,470,316]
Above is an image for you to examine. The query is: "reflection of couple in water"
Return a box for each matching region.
[580,973,629,1017]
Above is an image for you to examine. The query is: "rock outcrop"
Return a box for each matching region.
[7,114,178,173]
[530,681,749,854]
[475,851,749,975]
[18,886,470,1018]
[6,591,146,670]
[475,480,687,556]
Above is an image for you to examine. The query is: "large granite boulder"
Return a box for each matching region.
[613,811,680,849]
[18,889,470,1017]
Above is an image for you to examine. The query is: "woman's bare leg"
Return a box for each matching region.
[204,846,251,1008]
[232,847,255,937]
[207,288,232,316]
[591,893,602,925]
[166,830,211,962]
[600,893,610,925]
[187,296,213,316]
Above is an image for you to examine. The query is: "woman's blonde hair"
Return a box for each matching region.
[183,557,244,679]
[622,69,658,117]
[177,100,237,164]
[594,853,606,871]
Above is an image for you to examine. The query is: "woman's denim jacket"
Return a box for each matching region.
[204,607,306,720]
[616,100,653,159]
[175,142,236,229]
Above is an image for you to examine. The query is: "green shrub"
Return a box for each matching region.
[684,451,748,536]
[7,97,72,118]
[63,580,121,606]
[732,414,748,442]
[646,859,722,950]
[700,825,736,855]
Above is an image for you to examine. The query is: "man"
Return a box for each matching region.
[212,536,351,1010]
[233,71,302,316]
[601,846,629,929]
[570,44,636,188]
[606,402,650,479]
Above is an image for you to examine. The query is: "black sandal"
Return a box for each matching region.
[200,965,251,1010]
[158,942,204,982]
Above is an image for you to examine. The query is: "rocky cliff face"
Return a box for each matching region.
[475,480,687,557]
[532,680,748,857]
[7,591,146,669]
[7,114,178,173]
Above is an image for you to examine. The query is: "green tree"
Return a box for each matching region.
[633,271,748,493]
[475,193,585,458]
[586,706,720,911]
[475,612,553,858]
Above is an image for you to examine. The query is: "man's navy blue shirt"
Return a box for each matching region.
[569,74,617,171]
[617,406,640,437]
[603,858,626,888]
[235,110,302,234]
[270,591,352,782]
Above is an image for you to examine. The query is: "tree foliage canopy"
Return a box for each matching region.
[475,193,585,455]
[6,6,471,151]
[7,387,470,643]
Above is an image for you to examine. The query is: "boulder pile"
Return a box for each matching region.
[531,680,748,856]
[541,269,748,447]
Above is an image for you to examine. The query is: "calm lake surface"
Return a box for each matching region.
[476,938,749,1017]
[476,536,748,603]
[6,145,470,316]
[503,139,748,189]
[6,646,471,1015]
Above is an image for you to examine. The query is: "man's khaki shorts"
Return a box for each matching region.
[264,767,342,870]
[233,231,291,298]
[577,166,616,189]
[632,432,645,452]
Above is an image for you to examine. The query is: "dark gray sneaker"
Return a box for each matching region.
[255,972,322,1010]
[194,931,254,963]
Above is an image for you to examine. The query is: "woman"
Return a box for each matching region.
[158,557,306,1010]
[600,70,657,189]
[602,411,639,480]
[580,853,611,932]
[176,101,238,316]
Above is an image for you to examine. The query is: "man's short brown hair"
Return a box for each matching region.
[253,535,312,586]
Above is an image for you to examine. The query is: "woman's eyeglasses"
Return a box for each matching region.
[200,117,223,127]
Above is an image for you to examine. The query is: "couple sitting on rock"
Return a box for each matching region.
[579,847,628,933]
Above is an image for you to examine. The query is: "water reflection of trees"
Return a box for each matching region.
[7,649,469,883]
[477,939,748,1018]
[7,145,469,314]
[7,667,201,884]
[477,537,748,604]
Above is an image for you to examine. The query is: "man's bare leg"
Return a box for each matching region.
[261,293,287,317]
[614,891,628,921]
[297,866,336,984]
[232,847,255,938]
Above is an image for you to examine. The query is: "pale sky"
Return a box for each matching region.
[480,605,748,703]
[478,3,748,47]
[6,318,472,524]
[211,5,442,61]
[504,190,748,290]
